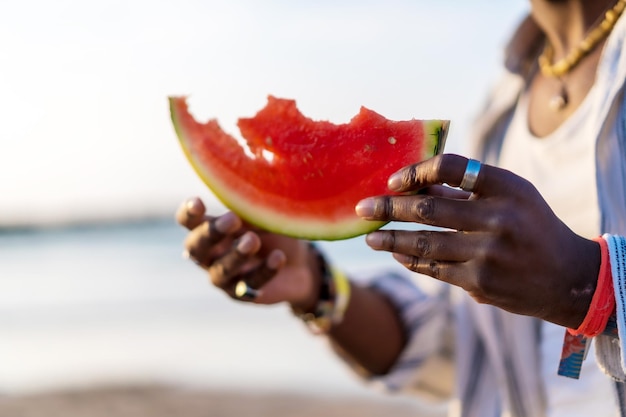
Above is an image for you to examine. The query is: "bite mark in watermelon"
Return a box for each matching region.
[169,96,448,240]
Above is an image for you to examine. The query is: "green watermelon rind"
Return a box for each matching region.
[170,97,448,241]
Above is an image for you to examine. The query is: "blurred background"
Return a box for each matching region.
[0,0,528,415]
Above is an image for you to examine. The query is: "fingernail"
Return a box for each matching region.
[236,233,256,254]
[267,250,286,269]
[365,232,384,249]
[355,198,375,218]
[215,212,240,233]
[185,197,203,216]
[387,173,403,191]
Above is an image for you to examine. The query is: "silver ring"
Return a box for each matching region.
[459,159,482,192]
[235,281,258,300]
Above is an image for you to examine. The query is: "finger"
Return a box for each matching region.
[365,230,484,262]
[228,250,287,302]
[176,197,207,230]
[356,194,499,231]
[387,153,526,197]
[183,213,244,267]
[392,254,476,293]
[208,231,262,289]
[419,184,471,200]
[241,249,287,290]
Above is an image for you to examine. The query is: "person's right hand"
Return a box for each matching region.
[176,196,320,310]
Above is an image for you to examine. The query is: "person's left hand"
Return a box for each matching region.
[355,153,600,329]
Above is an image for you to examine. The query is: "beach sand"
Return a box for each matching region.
[0,384,447,417]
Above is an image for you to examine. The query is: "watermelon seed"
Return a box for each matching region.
[388,137,397,145]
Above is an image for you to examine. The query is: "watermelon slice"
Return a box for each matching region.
[169,96,448,240]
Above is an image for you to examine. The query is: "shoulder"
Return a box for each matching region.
[503,14,544,77]
[598,14,626,89]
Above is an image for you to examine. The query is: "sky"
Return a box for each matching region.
[0,0,528,227]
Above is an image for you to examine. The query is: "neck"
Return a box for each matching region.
[530,0,617,59]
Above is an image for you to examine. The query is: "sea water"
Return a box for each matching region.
[0,220,419,399]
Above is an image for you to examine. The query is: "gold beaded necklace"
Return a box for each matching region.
[538,0,626,111]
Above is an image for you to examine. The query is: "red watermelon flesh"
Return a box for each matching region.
[170,95,448,240]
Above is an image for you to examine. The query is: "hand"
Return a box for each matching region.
[176,197,320,309]
[355,153,600,328]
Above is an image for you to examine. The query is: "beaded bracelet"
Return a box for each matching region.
[292,243,351,334]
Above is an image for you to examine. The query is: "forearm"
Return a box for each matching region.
[291,242,454,394]
[328,281,407,375]
[290,243,408,375]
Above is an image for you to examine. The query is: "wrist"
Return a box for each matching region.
[557,237,600,328]
[567,236,615,336]
[558,235,616,379]
[289,242,324,313]
[291,242,351,334]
